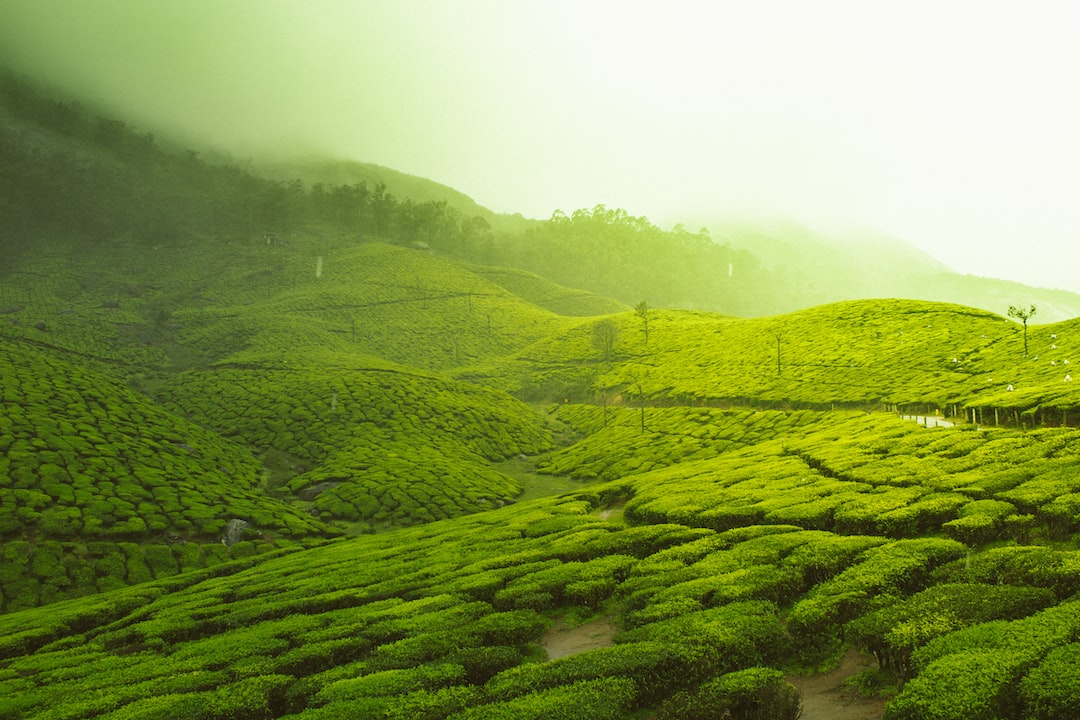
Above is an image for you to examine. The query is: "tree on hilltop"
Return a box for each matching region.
[1008,304,1037,357]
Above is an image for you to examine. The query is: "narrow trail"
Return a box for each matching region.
[787,647,888,720]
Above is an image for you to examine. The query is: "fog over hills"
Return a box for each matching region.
[2,2,1080,295]
[2,63,1079,324]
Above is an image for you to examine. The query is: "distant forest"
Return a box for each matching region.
[0,71,771,315]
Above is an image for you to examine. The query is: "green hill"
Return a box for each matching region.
[157,361,555,530]
[6,70,1080,720]
[0,339,335,612]
[457,297,1080,416]
[464,264,628,317]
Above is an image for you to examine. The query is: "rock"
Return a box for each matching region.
[222,518,249,546]
[298,480,341,501]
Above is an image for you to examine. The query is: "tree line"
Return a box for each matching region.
[0,70,496,258]
[483,205,770,315]
[2,69,775,316]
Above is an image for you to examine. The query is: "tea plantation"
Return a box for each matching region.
[5,234,1080,719]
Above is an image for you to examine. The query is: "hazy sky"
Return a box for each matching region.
[2,1,1079,292]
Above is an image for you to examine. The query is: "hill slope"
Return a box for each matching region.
[4,412,1080,718]
[458,298,1080,416]
[6,69,1080,720]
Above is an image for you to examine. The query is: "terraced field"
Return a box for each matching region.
[8,75,1080,719]
[157,362,554,529]
[4,414,1080,718]
[462,298,1080,418]
[5,232,1080,719]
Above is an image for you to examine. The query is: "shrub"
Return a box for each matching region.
[931,546,1080,599]
[616,601,789,680]
[1020,643,1080,720]
[846,583,1057,679]
[380,684,485,720]
[450,645,523,685]
[202,674,293,719]
[93,693,206,720]
[0,541,32,582]
[884,649,1029,720]
[789,539,965,648]
[446,677,636,720]
[657,667,802,720]
[143,544,180,577]
[314,663,465,703]
[464,610,547,647]
[942,514,999,546]
[486,641,694,706]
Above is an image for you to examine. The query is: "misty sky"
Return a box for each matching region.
[2,1,1079,293]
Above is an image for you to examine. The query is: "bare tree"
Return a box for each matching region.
[1007,304,1037,356]
[592,319,620,362]
[634,301,651,344]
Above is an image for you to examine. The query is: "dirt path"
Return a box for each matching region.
[542,618,888,720]
[541,615,618,661]
[787,647,888,720]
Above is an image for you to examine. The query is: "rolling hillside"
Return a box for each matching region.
[5,71,1080,720]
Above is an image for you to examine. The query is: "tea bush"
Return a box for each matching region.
[657,666,802,720]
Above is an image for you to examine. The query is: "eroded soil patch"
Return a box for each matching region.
[541,615,618,661]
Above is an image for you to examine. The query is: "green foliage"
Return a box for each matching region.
[931,545,1080,599]
[159,360,553,527]
[788,538,966,650]
[314,662,465,704]
[1020,643,1080,720]
[882,601,1080,719]
[9,77,1080,719]
[657,667,802,720]
[846,583,1057,679]
[0,342,330,552]
[884,649,1030,720]
[486,641,693,705]
[494,205,764,316]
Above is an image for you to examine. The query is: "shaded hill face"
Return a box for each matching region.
[255,157,533,236]
[4,229,617,536]
[158,364,554,530]
[0,341,319,542]
[0,340,336,612]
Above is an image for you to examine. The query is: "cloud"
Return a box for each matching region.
[2,0,1079,293]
